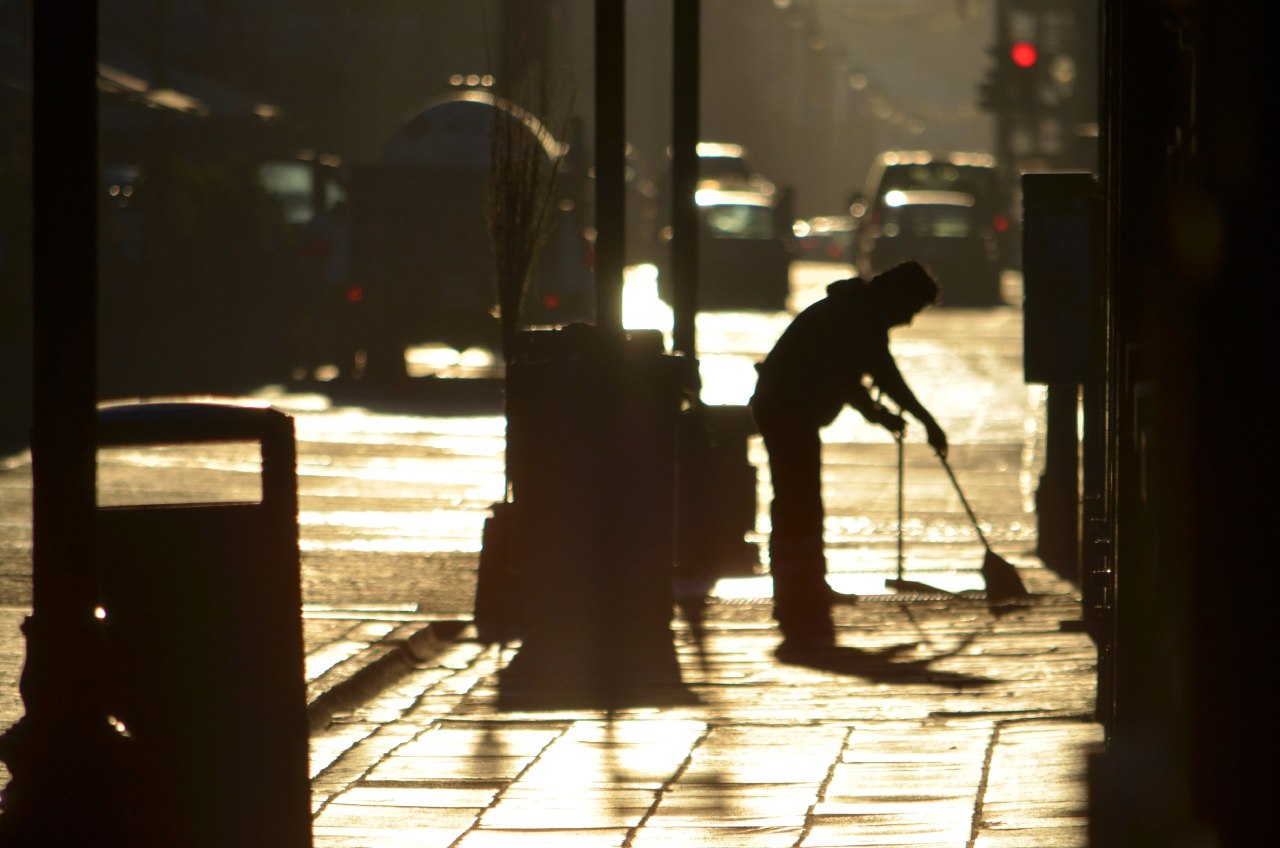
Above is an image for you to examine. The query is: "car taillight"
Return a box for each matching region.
[993,213,1010,233]
[302,237,329,257]
[542,293,561,310]
[346,285,364,303]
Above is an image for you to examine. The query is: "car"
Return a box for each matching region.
[655,177,792,311]
[691,140,757,182]
[649,142,795,312]
[852,150,1014,265]
[791,215,857,266]
[856,189,1003,307]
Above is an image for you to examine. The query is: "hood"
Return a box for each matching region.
[825,277,866,297]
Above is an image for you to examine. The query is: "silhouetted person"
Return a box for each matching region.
[750,261,948,657]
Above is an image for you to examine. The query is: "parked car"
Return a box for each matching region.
[691,140,757,181]
[791,214,857,265]
[657,175,793,312]
[857,189,1003,306]
[853,150,1015,267]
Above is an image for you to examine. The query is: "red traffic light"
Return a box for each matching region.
[1010,42,1038,68]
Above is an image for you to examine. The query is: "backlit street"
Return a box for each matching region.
[0,262,1043,610]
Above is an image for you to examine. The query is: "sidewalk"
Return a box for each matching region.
[303,557,1101,848]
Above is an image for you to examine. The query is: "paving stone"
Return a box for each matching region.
[632,823,806,847]
[367,755,534,783]
[455,827,631,847]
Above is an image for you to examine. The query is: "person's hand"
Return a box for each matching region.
[925,421,948,458]
[872,406,906,435]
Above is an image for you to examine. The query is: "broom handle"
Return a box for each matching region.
[877,385,906,581]
[938,453,991,551]
[896,427,904,581]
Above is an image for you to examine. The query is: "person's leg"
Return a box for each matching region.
[760,420,833,645]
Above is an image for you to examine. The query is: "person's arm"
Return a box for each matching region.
[847,378,905,434]
[868,348,948,457]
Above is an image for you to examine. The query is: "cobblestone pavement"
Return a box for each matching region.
[305,560,1100,848]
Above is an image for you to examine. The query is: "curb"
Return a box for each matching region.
[307,619,470,733]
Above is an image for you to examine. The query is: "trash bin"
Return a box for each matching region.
[498,325,692,707]
[676,403,761,584]
[95,402,311,848]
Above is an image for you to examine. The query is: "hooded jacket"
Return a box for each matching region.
[751,278,926,428]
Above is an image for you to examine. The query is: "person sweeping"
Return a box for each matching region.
[750,261,948,659]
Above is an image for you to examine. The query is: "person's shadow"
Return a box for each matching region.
[775,633,994,688]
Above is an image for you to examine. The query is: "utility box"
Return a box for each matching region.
[95,402,311,848]
[1022,172,1095,583]
[498,325,691,707]
[1022,171,1095,385]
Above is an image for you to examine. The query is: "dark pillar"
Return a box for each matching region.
[594,0,625,334]
[1036,383,1080,580]
[671,0,699,360]
[1089,3,1269,846]
[0,1,116,843]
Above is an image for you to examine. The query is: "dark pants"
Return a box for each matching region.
[752,403,833,643]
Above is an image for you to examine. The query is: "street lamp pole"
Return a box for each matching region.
[595,0,625,335]
[671,0,700,362]
[0,2,122,843]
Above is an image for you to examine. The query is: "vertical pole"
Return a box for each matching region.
[1037,382,1080,580]
[0,0,112,842]
[595,0,625,334]
[671,0,700,361]
[30,0,99,667]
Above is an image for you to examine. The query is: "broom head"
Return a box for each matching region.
[982,549,1030,602]
[885,578,957,596]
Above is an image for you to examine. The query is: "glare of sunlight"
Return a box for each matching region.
[292,410,507,441]
[98,395,270,412]
[405,344,498,378]
[405,344,461,373]
[622,263,674,338]
[248,390,333,413]
[458,347,496,368]
[300,536,484,554]
[298,507,491,553]
[300,509,481,531]
[711,576,774,600]
[697,354,760,407]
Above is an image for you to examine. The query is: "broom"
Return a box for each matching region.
[884,425,957,596]
[936,453,1030,602]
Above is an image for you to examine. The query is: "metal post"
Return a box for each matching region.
[0,0,114,842]
[671,0,700,360]
[594,0,625,334]
[1037,382,1080,580]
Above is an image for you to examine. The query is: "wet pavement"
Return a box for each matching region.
[0,263,1102,840]
[293,266,1101,845]
[304,565,1099,847]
